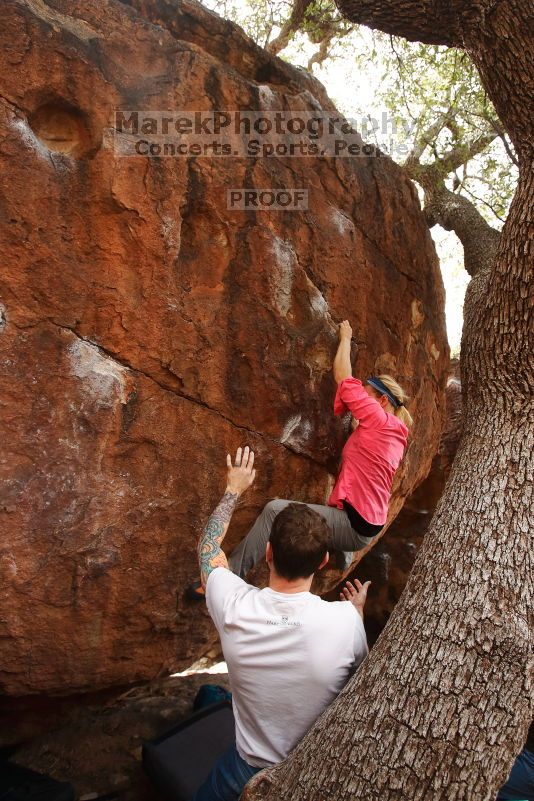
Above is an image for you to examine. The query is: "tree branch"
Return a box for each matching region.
[488,117,519,167]
[306,18,353,70]
[307,35,333,70]
[388,36,423,129]
[407,109,453,163]
[266,0,313,55]
[438,129,498,175]
[406,125,498,184]
[460,182,507,223]
[403,120,501,276]
[419,178,500,276]
[333,0,463,46]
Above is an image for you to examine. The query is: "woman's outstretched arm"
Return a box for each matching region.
[332,321,387,427]
[333,320,353,383]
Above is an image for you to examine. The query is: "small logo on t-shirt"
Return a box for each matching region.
[266,614,302,628]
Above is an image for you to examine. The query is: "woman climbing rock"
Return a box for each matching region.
[188,319,413,598]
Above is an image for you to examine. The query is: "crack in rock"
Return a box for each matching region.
[57,323,331,471]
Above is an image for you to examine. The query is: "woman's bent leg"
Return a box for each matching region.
[227,499,292,578]
[305,503,375,552]
[228,500,374,579]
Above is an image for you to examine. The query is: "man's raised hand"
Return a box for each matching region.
[226,446,256,496]
[340,578,371,619]
[339,319,353,341]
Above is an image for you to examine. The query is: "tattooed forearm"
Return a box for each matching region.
[198,490,239,587]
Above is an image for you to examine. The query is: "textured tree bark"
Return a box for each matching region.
[413,175,501,277]
[329,0,461,45]
[243,1,533,799]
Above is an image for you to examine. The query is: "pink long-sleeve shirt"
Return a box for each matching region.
[327,377,409,525]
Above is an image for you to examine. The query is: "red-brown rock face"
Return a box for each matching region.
[0,0,448,696]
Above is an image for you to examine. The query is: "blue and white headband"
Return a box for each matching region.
[366,376,403,408]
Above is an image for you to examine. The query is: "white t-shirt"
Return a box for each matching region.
[206,567,368,768]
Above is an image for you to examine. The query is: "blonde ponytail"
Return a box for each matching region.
[377,374,414,429]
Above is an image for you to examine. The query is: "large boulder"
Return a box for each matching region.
[0,0,448,697]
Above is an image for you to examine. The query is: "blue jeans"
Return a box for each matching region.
[497,747,534,800]
[191,744,262,801]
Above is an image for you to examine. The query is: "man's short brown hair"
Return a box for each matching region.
[269,503,329,580]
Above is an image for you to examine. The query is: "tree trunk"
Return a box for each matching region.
[243,1,534,799]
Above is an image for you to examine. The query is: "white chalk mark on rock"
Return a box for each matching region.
[271,236,295,317]
[258,85,277,109]
[329,207,354,236]
[281,414,302,443]
[68,339,130,405]
[10,116,51,161]
[20,0,100,42]
[161,214,181,260]
[303,271,329,317]
[1,553,18,578]
[280,414,312,446]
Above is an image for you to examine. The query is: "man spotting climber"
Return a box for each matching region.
[192,445,370,801]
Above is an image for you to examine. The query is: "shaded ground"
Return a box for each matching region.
[8,667,229,801]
